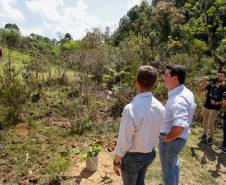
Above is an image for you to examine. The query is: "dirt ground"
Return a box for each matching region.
[62,151,123,185]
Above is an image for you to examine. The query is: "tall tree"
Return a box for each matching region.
[6,29,21,48]
[152,0,189,8]
[185,0,226,70]
[152,2,185,42]
[64,33,73,40]
[4,23,20,31]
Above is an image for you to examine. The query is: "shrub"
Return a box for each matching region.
[110,85,134,117]
[0,63,30,129]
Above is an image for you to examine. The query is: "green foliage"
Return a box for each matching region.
[152,2,185,42]
[64,33,73,40]
[89,48,108,85]
[63,90,98,135]
[188,38,209,57]
[4,23,20,31]
[64,140,102,163]
[216,41,226,59]
[167,53,213,76]
[110,84,135,117]
[152,80,168,102]
[5,29,21,48]
[199,57,217,75]
[72,115,94,135]
[185,0,226,57]
[0,62,30,128]
[31,91,41,102]
[61,40,82,52]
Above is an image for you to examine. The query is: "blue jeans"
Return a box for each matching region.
[223,119,226,146]
[158,137,187,185]
[121,150,156,185]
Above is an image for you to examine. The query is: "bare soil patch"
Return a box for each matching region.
[62,151,123,185]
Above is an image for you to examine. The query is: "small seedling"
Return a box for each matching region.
[64,140,102,162]
[64,140,103,178]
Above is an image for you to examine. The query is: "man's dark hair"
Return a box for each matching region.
[137,65,157,90]
[167,65,186,84]
[219,70,226,77]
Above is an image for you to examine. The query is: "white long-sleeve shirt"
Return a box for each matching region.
[114,92,165,157]
[160,84,197,139]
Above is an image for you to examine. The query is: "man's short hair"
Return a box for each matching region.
[219,70,226,77]
[137,65,157,90]
[166,65,186,84]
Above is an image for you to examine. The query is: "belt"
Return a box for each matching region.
[128,151,141,154]
[160,133,185,140]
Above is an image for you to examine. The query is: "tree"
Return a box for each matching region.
[82,29,102,49]
[127,5,139,22]
[58,38,70,46]
[6,29,21,48]
[152,2,185,42]
[185,0,226,70]
[152,0,189,8]
[44,37,51,43]
[52,39,57,46]
[4,23,20,31]
[64,33,73,40]
[56,31,64,40]
[36,35,44,42]
[30,33,36,39]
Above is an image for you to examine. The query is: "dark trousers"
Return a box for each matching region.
[223,119,226,146]
[121,150,156,185]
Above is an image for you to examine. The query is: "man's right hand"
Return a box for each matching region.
[113,163,121,176]
[199,77,208,92]
[203,77,208,83]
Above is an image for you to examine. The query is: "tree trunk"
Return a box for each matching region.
[203,12,225,71]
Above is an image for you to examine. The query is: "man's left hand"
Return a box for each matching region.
[161,133,170,142]
[161,126,185,142]
[211,100,216,105]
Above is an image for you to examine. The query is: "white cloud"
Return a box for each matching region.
[0,0,125,40]
[24,0,119,40]
[25,0,64,23]
[127,0,142,10]
[0,1,25,24]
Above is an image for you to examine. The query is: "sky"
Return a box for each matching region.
[0,0,147,40]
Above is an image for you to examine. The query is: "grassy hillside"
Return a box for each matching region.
[0,83,225,184]
[0,47,30,69]
[0,46,225,184]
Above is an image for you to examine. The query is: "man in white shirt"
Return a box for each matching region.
[159,65,196,185]
[113,65,165,185]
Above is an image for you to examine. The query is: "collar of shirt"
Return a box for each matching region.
[132,92,152,102]
[168,84,184,98]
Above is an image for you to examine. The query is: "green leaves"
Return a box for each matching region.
[207,6,216,17]
[63,148,82,157]
[63,140,102,163]
[184,3,192,8]
[81,153,88,163]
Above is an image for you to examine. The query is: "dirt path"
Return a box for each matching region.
[62,151,123,185]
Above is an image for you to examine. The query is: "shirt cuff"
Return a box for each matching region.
[114,146,125,157]
[173,119,189,128]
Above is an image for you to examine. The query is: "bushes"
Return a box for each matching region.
[0,63,30,129]
[110,85,134,117]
